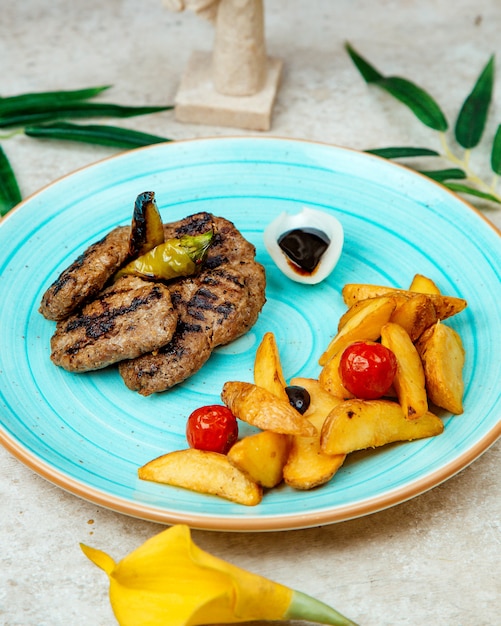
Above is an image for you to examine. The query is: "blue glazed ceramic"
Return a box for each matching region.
[0,137,499,530]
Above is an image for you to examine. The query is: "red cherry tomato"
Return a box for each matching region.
[186,405,238,454]
[339,341,397,400]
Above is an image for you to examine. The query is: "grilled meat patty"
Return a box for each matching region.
[118,213,266,395]
[39,225,131,321]
[50,276,178,372]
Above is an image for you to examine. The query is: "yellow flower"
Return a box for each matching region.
[81,524,357,626]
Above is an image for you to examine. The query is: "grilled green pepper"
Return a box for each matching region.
[129,191,165,257]
[116,230,214,281]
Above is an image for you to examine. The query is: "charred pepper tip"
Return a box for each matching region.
[129,190,165,257]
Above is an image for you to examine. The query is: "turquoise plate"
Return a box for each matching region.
[1,137,500,531]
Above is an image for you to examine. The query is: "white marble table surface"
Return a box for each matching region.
[1,1,500,624]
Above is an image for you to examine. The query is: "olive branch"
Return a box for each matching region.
[0,86,173,216]
[346,43,501,205]
[2,51,500,216]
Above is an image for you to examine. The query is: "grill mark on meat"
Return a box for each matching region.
[39,225,131,321]
[64,285,165,345]
[49,252,86,296]
[121,319,212,392]
[204,254,225,270]
[202,266,243,287]
[187,286,236,322]
[152,321,206,363]
[119,213,266,395]
[50,276,178,372]
[172,211,214,237]
[190,287,218,311]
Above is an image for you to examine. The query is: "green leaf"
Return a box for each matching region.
[24,122,172,149]
[418,168,466,182]
[491,124,501,174]
[366,146,439,158]
[454,55,495,149]
[0,86,111,116]
[0,102,174,128]
[345,42,383,82]
[377,76,448,131]
[0,144,22,216]
[444,181,501,204]
[345,42,448,132]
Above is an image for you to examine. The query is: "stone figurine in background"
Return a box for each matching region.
[163,0,283,130]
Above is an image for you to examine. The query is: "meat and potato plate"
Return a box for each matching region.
[139,276,467,505]
[39,193,468,506]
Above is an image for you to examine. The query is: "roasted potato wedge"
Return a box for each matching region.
[390,292,438,342]
[337,294,408,331]
[283,378,346,489]
[416,321,465,414]
[227,430,291,488]
[427,293,468,321]
[409,273,441,295]
[320,398,444,455]
[253,331,289,401]
[342,283,466,321]
[318,295,397,366]
[381,322,428,420]
[138,448,262,506]
[318,348,354,399]
[341,283,401,306]
[284,435,346,490]
[249,331,291,485]
[221,381,317,436]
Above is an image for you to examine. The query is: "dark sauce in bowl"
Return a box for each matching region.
[278,228,330,274]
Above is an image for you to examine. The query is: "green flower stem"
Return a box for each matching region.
[438,132,501,203]
[464,149,471,170]
[285,590,359,626]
